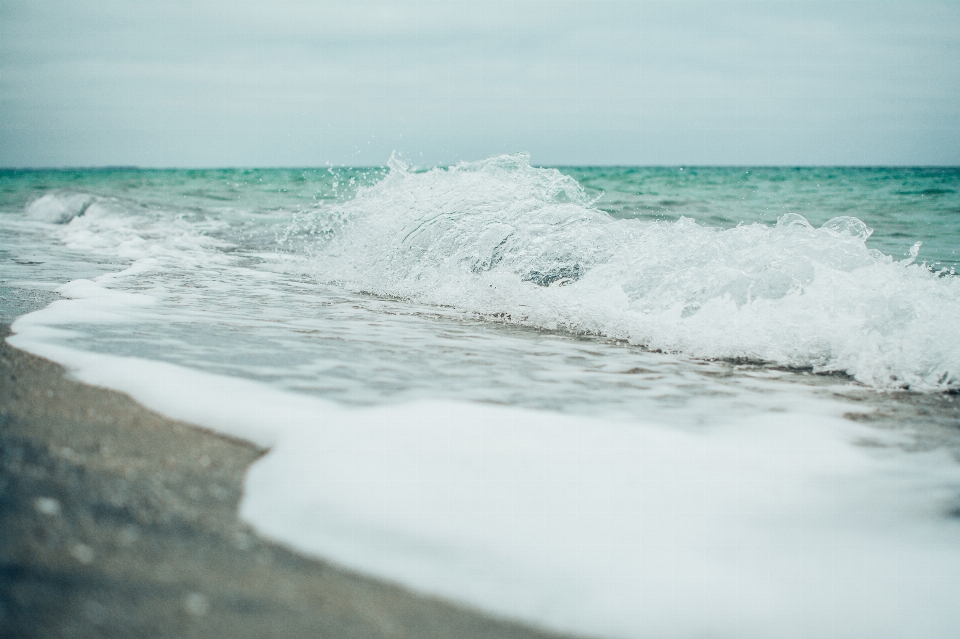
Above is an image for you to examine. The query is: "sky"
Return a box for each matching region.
[1,0,958,167]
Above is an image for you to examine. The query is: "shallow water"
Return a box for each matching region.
[2,158,960,638]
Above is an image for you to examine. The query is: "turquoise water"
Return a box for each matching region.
[3,165,958,270]
[572,166,960,271]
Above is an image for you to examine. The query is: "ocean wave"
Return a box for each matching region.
[297,154,960,391]
[26,191,232,263]
[25,191,97,224]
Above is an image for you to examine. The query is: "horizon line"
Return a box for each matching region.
[3,164,960,172]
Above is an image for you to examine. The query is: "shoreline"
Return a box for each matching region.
[0,323,573,639]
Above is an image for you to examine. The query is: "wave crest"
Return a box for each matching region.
[292,154,960,391]
[26,191,96,224]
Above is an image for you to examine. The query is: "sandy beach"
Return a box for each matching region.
[0,323,575,639]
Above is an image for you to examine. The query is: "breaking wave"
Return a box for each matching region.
[291,154,960,391]
[26,191,97,224]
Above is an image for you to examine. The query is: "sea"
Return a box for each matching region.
[2,155,960,638]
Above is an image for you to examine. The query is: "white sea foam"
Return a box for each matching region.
[296,154,960,391]
[8,311,960,639]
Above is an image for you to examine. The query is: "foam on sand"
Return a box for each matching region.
[9,294,960,639]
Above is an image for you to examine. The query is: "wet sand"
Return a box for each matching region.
[0,324,575,639]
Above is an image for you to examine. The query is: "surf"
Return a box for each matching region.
[287,154,960,391]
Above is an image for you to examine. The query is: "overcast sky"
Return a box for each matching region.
[1,1,958,167]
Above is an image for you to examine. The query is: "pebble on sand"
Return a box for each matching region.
[34,496,61,516]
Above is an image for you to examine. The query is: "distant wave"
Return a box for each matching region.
[26,191,97,224]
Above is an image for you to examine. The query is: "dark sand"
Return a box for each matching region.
[0,325,576,639]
